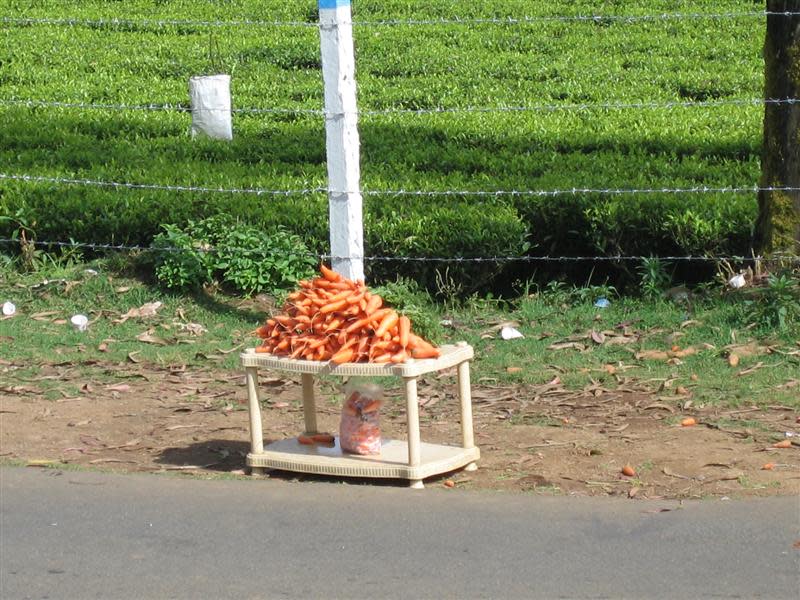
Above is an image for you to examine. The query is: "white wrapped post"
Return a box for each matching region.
[189,74,233,141]
[318,0,364,281]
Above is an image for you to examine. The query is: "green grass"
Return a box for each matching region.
[0,0,770,287]
[447,288,800,407]
[0,260,260,371]
[1,258,798,410]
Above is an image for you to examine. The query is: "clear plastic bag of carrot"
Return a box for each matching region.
[253,264,441,364]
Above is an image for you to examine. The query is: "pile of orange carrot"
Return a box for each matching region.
[254,264,441,364]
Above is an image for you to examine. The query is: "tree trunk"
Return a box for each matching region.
[755,1,800,255]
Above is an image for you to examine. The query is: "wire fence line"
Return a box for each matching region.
[0,173,326,197]
[4,237,795,265]
[2,98,798,117]
[3,12,800,30]
[2,173,799,199]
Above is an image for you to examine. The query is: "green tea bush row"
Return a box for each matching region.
[0,0,766,292]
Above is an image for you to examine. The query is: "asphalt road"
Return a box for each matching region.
[1,467,798,599]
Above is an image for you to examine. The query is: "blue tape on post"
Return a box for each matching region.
[319,0,350,8]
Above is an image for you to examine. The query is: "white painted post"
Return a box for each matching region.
[318,0,365,281]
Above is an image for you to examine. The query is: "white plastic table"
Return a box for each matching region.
[240,342,479,488]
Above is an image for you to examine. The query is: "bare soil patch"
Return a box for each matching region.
[2,360,798,498]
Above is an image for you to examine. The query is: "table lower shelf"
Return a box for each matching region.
[247,438,479,481]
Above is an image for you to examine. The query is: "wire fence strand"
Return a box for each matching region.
[0,173,326,197]
[3,237,796,265]
[2,98,798,117]
[3,173,799,199]
[3,12,800,30]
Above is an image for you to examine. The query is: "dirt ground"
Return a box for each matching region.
[1,359,798,498]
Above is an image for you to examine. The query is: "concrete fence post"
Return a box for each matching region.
[318,0,365,281]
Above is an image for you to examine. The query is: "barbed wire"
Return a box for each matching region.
[3,173,799,198]
[361,186,800,198]
[3,237,794,265]
[0,174,326,197]
[2,98,798,117]
[0,99,322,115]
[351,12,800,26]
[3,12,800,30]
[0,17,317,29]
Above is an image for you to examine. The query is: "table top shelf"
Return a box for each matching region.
[241,342,473,377]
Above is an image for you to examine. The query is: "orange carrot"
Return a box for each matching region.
[297,435,314,445]
[289,344,307,359]
[319,263,341,282]
[356,336,370,357]
[331,347,355,364]
[345,315,374,334]
[311,433,335,444]
[320,298,348,315]
[325,289,354,304]
[375,311,399,338]
[398,317,410,346]
[323,318,343,333]
[411,345,440,359]
[364,294,383,315]
[390,349,408,363]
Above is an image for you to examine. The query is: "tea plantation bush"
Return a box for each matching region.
[0,0,766,291]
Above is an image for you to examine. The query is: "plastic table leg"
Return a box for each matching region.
[457,359,478,471]
[245,366,265,475]
[301,373,318,434]
[403,375,424,488]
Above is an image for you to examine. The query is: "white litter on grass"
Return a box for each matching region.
[594,297,610,308]
[728,274,747,289]
[2,301,16,316]
[70,314,89,331]
[500,326,524,340]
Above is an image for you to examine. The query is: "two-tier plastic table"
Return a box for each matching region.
[240,342,479,488]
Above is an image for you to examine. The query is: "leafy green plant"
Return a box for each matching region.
[215,226,316,295]
[744,273,800,331]
[151,216,316,295]
[570,283,617,305]
[638,257,672,300]
[152,224,215,291]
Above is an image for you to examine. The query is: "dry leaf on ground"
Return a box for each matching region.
[136,329,170,346]
[114,302,164,324]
